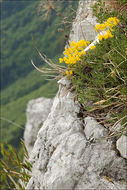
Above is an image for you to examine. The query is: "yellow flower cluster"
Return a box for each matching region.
[95,17,119,32]
[95,17,120,40]
[90,45,96,50]
[59,39,90,75]
[98,29,114,40]
[59,39,90,65]
[58,17,120,76]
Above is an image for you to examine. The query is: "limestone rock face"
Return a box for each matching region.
[69,0,97,42]
[24,97,53,153]
[116,135,127,159]
[84,116,108,139]
[26,78,127,190]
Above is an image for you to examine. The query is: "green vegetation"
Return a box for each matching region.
[0,0,78,148]
[0,141,32,190]
[1,1,78,89]
[58,0,127,137]
[1,69,58,147]
[0,0,126,189]
[72,0,127,137]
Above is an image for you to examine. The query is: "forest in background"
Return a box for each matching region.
[0,0,78,148]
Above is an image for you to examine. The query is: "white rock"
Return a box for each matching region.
[26,78,127,190]
[116,135,127,159]
[24,97,53,153]
[84,116,108,139]
[69,0,97,43]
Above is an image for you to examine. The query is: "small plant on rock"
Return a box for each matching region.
[57,2,127,137]
[0,140,32,190]
[32,0,127,137]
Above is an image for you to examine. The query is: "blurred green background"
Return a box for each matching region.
[0,0,78,149]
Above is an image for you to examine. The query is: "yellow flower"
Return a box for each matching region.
[59,58,63,63]
[90,45,96,50]
[76,56,81,61]
[69,47,74,54]
[66,70,73,75]
[95,17,119,36]
[78,52,82,57]
[82,50,86,55]
[66,70,69,75]
[107,29,113,38]
[100,24,106,31]
[64,48,70,56]
[72,58,77,64]
[107,17,120,27]
[98,34,103,41]
[64,57,69,64]
[103,33,109,39]
[95,24,100,32]
[104,22,109,27]
[70,70,73,75]
[109,27,113,31]
[70,41,76,48]
[78,46,82,50]
[74,49,79,56]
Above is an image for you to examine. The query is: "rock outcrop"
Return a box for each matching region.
[69,0,97,42]
[26,77,127,190]
[24,0,127,189]
[116,135,127,159]
[24,97,53,153]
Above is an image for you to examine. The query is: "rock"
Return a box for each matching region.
[84,116,108,139]
[116,135,127,159]
[26,77,82,189]
[69,0,97,43]
[26,78,127,190]
[24,97,53,154]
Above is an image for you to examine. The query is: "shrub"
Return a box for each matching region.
[32,0,127,136]
[57,0,127,137]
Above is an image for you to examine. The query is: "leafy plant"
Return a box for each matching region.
[0,140,32,190]
[56,1,127,137]
[31,1,127,138]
